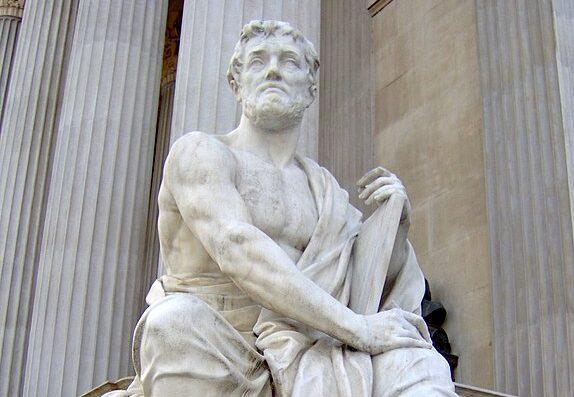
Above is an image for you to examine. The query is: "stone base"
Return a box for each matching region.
[454,383,516,397]
[81,377,516,397]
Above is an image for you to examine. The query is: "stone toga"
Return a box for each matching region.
[106,156,456,397]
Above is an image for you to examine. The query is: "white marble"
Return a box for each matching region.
[476,1,574,396]
[108,21,456,397]
[23,1,167,396]
[143,80,175,282]
[0,1,75,396]
[171,0,320,159]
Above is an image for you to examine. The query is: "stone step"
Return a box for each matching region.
[455,383,517,397]
[81,377,517,397]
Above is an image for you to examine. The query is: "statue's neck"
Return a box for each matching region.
[228,114,301,169]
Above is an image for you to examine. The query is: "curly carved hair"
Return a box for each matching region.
[227,20,320,98]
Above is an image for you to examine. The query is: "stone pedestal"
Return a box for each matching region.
[0,1,76,396]
[171,0,320,158]
[476,0,574,395]
[23,1,167,396]
[0,0,24,127]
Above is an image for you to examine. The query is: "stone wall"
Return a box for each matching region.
[371,0,493,388]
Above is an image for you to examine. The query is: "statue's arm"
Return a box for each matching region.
[163,132,367,349]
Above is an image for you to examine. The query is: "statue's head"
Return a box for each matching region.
[227,20,320,131]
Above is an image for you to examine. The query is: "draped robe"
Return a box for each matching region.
[104,156,456,397]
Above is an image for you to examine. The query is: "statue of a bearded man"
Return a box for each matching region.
[106,20,457,397]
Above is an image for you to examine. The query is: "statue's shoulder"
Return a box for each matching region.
[297,155,334,178]
[165,131,236,183]
[296,154,320,170]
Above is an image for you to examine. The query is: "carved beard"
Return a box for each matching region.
[242,90,309,131]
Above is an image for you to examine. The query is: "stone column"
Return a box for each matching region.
[143,79,175,283]
[0,1,77,396]
[143,0,182,281]
[171,0,321,158]
[0,1,24,127]
[23,1,167,396]
[476,1,574,396]
[319,0,373,212]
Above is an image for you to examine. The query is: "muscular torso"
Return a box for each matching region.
[157,133,318,278]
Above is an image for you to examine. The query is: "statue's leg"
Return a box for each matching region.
[372,347,457,397]
[137,294,271,397]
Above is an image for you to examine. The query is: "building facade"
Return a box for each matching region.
[0,0,572,396]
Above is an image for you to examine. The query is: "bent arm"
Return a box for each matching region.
[164,133,365,348]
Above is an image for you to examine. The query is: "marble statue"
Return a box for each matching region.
[106,20,457,397]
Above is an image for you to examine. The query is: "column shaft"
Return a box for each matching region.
[171,0,320,158]
[476,0,574,395]
[319,0,373,212]
[23,1,167,396]
[142,80,175,284]
[144,0,182,279]
[0,1,76,396]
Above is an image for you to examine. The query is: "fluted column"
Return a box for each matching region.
[476,1,574,396]
[23,1,168,396]
[143,79,175,284]
[143,0,182,281]
[0,1,24,127]
[171,0,320,158]
[0,1,76,396]
[319,0,373,212]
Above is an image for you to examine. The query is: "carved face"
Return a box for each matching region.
[237,35,315,131]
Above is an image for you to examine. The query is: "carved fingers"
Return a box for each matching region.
[382,337,432,351]
[357,166,391,187]
[401,311,432,344]
[362,308,432,355]
[357,166,411,222]
[358,177,397,203]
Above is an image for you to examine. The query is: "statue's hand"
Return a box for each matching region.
[357,308,432,355]
[357,166,411,223]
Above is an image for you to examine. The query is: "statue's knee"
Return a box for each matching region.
[374,347,451,380]
[416,348,451,379]
[373,348,455,396]
[143,294,213,345]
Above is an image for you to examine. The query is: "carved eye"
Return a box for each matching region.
[283,58,300,69]
[248,58,264,69]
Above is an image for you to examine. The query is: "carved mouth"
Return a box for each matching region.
[259,83,287,94]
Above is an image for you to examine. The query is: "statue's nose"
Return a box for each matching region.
[265,60,281,80]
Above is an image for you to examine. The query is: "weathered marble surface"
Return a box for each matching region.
[0,1,75,396]
[476,1,574,396]
[23,1,168,396]
[106,20,456,396]
[170,0,320,159]
[86,378,511,397]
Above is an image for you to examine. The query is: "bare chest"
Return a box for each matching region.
[233,151,318,251]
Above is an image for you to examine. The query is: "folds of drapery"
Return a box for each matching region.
[253,156,425,397]
[104,155,427,397]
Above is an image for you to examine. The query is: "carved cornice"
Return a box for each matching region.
[0,0,25,18]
